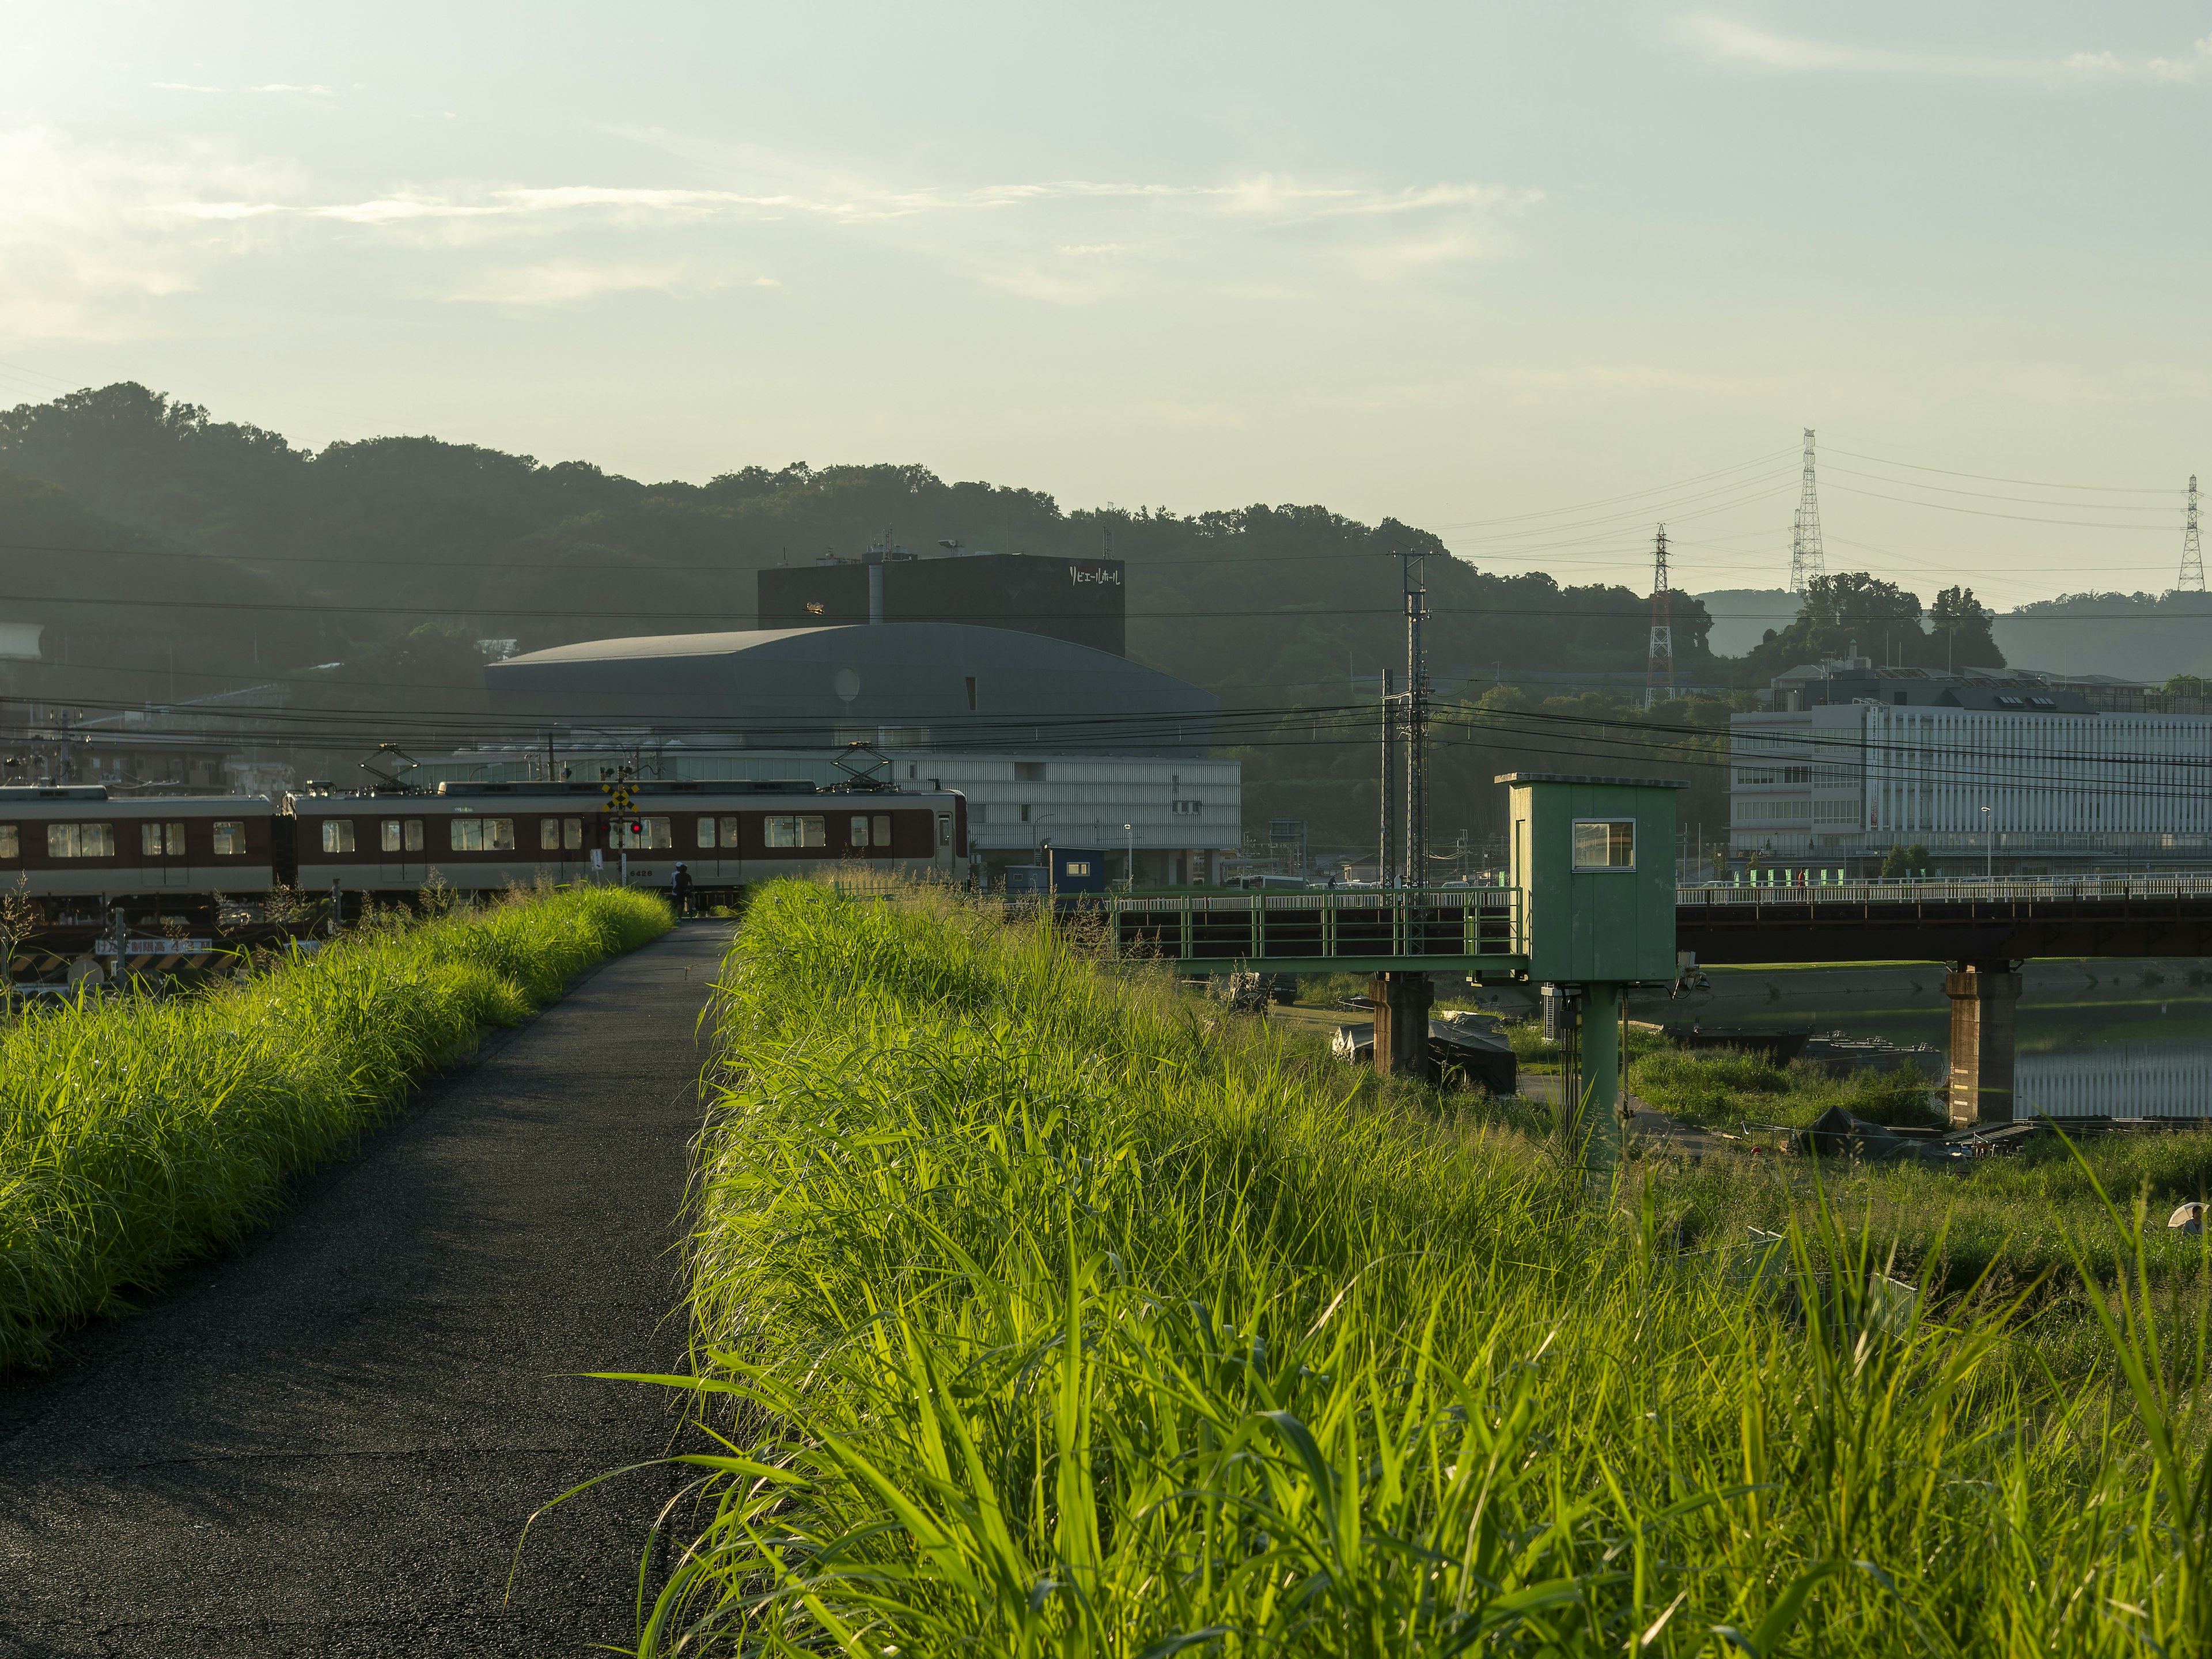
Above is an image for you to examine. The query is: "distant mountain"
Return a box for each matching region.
[1690,588,1802,658]
[0,381,1716,709]
[1995,592,2212,684]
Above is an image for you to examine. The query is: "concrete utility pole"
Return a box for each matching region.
[1377,666,1399,887]
[1400,551,1428,886]
[1370,551,1435,1080]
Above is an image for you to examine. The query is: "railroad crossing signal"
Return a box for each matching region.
[601,782,634,813]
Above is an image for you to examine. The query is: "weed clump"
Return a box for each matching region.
[630,882,2211,1657]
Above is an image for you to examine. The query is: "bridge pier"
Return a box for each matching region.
[1945,960,2021,1126]
[1368,972,1435,1081]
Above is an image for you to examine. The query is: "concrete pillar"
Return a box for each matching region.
[1368,971,1435,1081]
[1580,982,1623,1175]
[1945,961,2022,1126]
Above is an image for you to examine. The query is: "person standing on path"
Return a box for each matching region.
[669,861,695,917]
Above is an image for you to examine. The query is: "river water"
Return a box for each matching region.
[1635,960,2212,1120]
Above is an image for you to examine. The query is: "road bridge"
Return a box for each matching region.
[1100,871,2212,1132]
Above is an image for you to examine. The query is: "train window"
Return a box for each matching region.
[849,815,870,847]
[539,817,561,852]
[48,823,116,858]
[873,815,891,850]
[696,816,715,850]
[450,817,517,853]
[937,813,950,848]
[321,820,357,854]
[406,819,425,853]
[141,821,185,857]
[213,821,246,856]
[562,817,580,851]
[0,825,16,859]
[764,815,826,849]
[382,820,403,854]
[716,815,742,848]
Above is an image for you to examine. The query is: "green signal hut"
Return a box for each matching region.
[1499,772,1687,1169]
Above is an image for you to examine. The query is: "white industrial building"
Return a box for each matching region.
[1732,658,2212,871]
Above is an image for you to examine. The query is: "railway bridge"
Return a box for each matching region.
[1098,774,2212,1158]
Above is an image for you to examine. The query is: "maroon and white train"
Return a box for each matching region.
[0,780,969,910]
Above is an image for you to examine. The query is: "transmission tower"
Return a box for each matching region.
[1645,525,1673,707]
[1787,427,1826,593]
[2182,475,2205,593]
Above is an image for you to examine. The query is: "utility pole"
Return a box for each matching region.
[1645,525,1673,708]
[2182,475,2205,593]
[1368,550,1437,1080]
[1377,667,1399,886]
[1399,550,1428,888]
[1787,429,1825,594]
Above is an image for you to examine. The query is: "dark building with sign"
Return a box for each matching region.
[756,550,1126,657]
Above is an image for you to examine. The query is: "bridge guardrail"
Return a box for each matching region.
[1679,875,2212,906]
[1097,886,1524,969]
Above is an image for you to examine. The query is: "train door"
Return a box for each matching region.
[378,815,426,888]
[142,819,187,887]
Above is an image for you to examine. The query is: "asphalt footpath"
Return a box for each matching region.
[0,920,732,1658]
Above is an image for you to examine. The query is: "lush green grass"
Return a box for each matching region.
[624,882,2210,1656]
[1625,1046,1945,1130]
[0,884,671,1370]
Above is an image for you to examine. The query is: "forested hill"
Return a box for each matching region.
[0,382,1714,713]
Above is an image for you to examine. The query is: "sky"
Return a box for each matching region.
[1,1,2208,609]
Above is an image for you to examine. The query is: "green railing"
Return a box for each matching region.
[1097,887,1525,974]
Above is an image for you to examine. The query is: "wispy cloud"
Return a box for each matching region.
[0,124,1537,334]
[1681,16,2212,83]
[0,126,307,337]
[150,81,337,96]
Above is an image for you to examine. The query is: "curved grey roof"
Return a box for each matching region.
[486,623,1217,756]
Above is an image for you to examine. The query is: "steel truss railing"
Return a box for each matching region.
[1096,886,1524,972]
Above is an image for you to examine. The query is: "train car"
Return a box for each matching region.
[0,785,281,909]
[286,779,969,896]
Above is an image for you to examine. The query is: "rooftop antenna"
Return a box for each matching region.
[2182,474,2205,593]
[1645,525,1673,707]
[1787,428,1826,594]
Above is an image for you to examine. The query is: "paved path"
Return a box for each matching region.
[0,922,731,1658]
